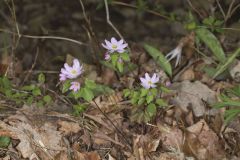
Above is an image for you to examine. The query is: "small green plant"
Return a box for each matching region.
[59,59,113,115]
[0,73,53,107]
[202,16,223,33]
[0,136,11,148]
[123,73,169,123]
[102,37,130,73]
[213,84,240,124]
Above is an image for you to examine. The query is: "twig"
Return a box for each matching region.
[230,3,240,17]
[112,1,171,20]
[216,0,226,19]
[92,99,132,149]
[225,0,236,22]
[0,28,87,46]
[21,48,39,85]
[186,0,204,19]
[78,0,102,64]
[104,0,124,40]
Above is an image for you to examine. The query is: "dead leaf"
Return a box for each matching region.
[185,119,226,159]
[74,151,101,160]
[171,80,217,117]
[58,120,81,135]
[157,123,184,151]
[108,154,116,160]
[230,60,240,82]
[179,67,195,81]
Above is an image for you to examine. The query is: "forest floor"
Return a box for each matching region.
[0,0,240,160]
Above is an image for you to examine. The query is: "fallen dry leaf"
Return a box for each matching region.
[157,123,184,151]
[179,67,195,81]
[58,120,81,135]
[185,119,226,159]
[171,80,217,117]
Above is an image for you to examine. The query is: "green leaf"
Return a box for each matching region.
[144,44,172,76]
[213,100,240,108]
[123,89,131,97]
[131,91,140,104]
[38,73,45,84]
[80,87,94,102]
[93,84,114,95]
[73,104,87,115]
[111,54,119,66]
[150,88,158,97]
[140,88,148,97]
[62,80,71,93]
[138,97,145,105]
[1,77,11,89]
[160,86,171,93]
[100,61,117,71]
[228,84,240,97]
[213,48,240,78]
[32,88,41,96]
[156,99,168,107]
[85,79,97,89]
[120,52,130,61]
[185,22,197,30]
[43,95,52,104]
[146,95,154,104]
[37,100,44,107]
[26,96,33,105]
[21,84,35,91]
[224,109,240,124]
[195,28,226,63]
[0,136,11,148]
[147,103,156,117]
[117,62,124,73]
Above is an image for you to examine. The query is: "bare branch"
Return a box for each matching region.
[104,0,124,40]
[0,28,88,46]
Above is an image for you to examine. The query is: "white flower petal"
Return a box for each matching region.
[151,84,156,88]
[73,59,80,69]
[141,82,150,89]
[64,63,72,72]
[105,40,112,49]
[118,39,124,45]
[111,37,118,44]
[102,43,111,50]
[140,77,147,84]
[145,73,151,81]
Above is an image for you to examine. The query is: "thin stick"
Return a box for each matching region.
[216,0,226,19]
[0,28,87,46]
[92,100,131,148]
[21,49,39,85]
[225,0,236,22]
[104,0,124,40]
[186,0,204,19]
[112,1,170,20]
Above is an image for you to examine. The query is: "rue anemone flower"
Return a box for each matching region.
[165,45,183,67]
[140,73,160,89]
[59,73,67,81]
[102,37,128,53]
[104,53,111,60]
[60,59,83,80]
[69,81,80,92]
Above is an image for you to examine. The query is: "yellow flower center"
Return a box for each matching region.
[148,81,152,85]
[112,45,117,49]
[71,70,77,75]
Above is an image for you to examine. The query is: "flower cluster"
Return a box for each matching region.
[59,59,83,92]
[101,37,129,72]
